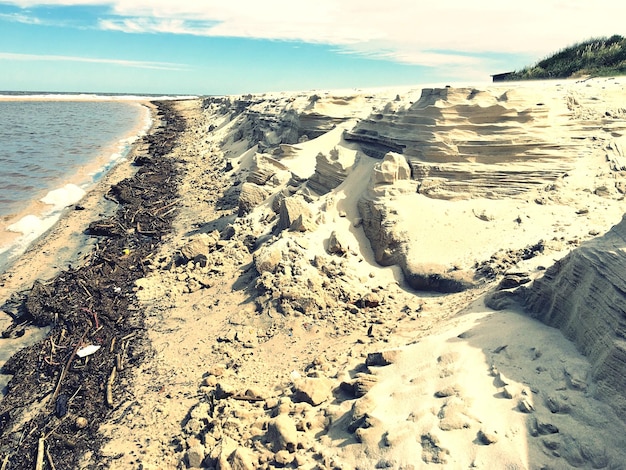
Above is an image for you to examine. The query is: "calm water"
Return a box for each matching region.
[0,98,151,270]
[0,100,148,218]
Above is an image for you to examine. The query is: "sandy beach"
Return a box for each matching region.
[1,77,626,469]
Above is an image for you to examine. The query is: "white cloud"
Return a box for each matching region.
[0,51,188,70]
[3,0,626,66]
[0,12,41,24]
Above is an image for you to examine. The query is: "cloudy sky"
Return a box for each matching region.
[0,0,624,95]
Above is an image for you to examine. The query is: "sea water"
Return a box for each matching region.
[0,97,153,272]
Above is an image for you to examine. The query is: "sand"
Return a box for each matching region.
[2,78,626,469]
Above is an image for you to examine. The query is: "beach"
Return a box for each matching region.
[1,78,626,469]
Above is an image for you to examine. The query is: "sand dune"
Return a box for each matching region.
[101,78,626,469]
[2,77,626,469]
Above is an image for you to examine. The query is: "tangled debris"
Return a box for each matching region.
[0,101,184,469]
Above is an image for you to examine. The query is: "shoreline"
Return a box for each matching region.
[0,101,157,293]
[0,100,154,272]
[0,100,185,469]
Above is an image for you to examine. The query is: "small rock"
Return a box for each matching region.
[473,209,494,221]
[594,185,611,197]
[265,397,279,410]
[536,419,559,435]
[207,364,227,377]
[545,394,571,414]
[215,382,236,399]
[358,292,381,308]
[327,231,347,255]
[289,214,317,232]
[564,368,587,391]
[274,449,294,467]
[502,386,514,399]
[202,376,217,387]
[74,417,88,430]
[542,438,560,450]
[254,242,284,274]
[292,377,333,406]
[186,444,206,468]
[434,387,457,398]
[365,350,399,366]
[278,196,312,231]
[229,447,256,470]
[353,374,378,398]
[477,429,498,445]
[238,182,269,216]
[495,371,510,387]
[498,273,531,290]
[180,232,219,261]
[371,152,411,185]
[210,436,237,466]
[518,398,535,413]
[244,388,266,400]
[267,415,298,452]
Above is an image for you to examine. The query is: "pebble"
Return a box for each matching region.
[478,429,498,445]
[74,417,88,430]
[518,398,535,413]
[185,444,206,468]
[267,414,298,452]
[274,449,295,466]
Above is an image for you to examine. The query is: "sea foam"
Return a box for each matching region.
[40,184,86,211]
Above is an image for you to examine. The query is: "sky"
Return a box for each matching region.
[0,1,625,95]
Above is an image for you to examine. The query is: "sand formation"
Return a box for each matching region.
[2,78,626,469]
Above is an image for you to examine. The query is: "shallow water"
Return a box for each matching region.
[0,100,147,218]
[0,99,151,271]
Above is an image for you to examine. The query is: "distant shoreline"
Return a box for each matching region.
[0,91,198,101]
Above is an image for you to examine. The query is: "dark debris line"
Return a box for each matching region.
[0,101,185,469]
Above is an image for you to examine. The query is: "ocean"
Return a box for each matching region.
[0,95,154,272]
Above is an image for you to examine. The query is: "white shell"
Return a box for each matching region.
[77,344,101,358]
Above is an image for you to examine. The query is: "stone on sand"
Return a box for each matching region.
[267,415,298,452]
[278,195,312,231]
[478,429,499,445]
[238,182,269,216]
[365,350,400,367]
[292,377,333,406]
[180,232,219,261]
[327,230,347,255]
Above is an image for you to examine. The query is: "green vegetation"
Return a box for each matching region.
[503,35,626,80]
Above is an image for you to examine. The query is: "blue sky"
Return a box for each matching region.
[0,1,624,95]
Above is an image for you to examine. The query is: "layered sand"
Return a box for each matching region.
[2,78,626,469]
